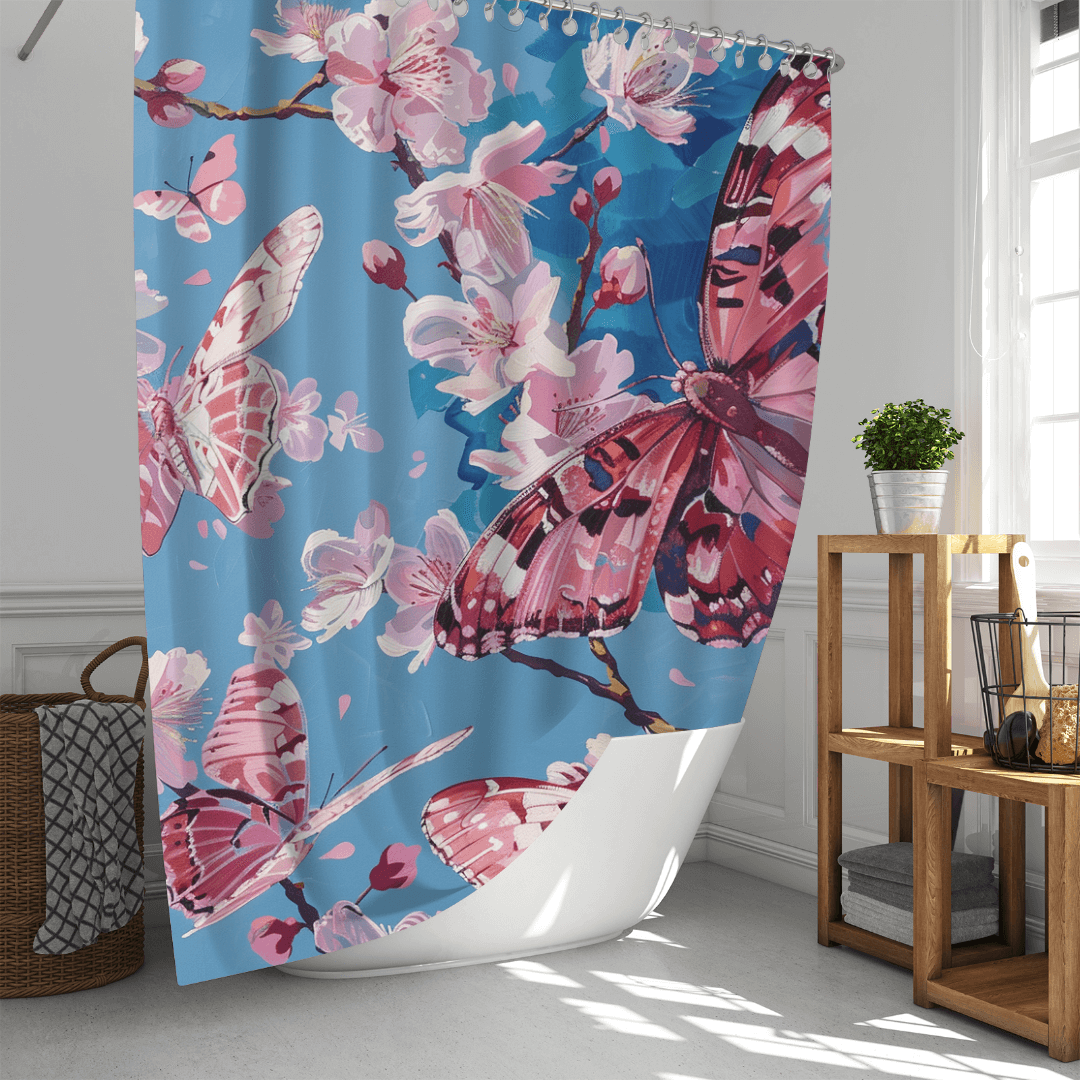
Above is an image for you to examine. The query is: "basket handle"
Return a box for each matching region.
[81,637,150,708]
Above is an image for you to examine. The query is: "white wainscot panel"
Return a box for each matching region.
[718,630,785,815]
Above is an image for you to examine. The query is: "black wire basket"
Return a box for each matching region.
[971,611,1079,773]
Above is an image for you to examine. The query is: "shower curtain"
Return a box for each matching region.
[134,0,832,984]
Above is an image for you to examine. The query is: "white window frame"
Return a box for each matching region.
[958,0,1080,589]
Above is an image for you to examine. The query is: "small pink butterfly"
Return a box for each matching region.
[160,661,472,932]
[434,60,831,655]
[138,206,322,556]
[134,134,246,243]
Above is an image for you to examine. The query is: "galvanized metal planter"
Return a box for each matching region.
[868,470,948,534]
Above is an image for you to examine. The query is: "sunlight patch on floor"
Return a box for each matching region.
[591,971,780,1014]
[559,998,684,1040]
[497,960,583,987]
[619,929,687,948]
[856,1013,975,1041]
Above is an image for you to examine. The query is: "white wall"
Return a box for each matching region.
[0,0,1051,940]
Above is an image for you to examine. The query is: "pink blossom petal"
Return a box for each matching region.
[502,63,518,95]
[213,519,228,539]
[338,694,351,719]
[189,561,208,571]
[184,268,212,285]
[408,462,427,479]
[319,842,356,861]
[669,667,696,687]
[411,450,425,461]
[599,124,611,153]
[197,520,209,539]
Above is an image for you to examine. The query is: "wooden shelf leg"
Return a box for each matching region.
[1047,785,1080,1063]
[998,798,1026,955]
[914,762,951,1008]
[888,553,914,844]
[817,539,843,946]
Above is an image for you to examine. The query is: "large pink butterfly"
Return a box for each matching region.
[422,760,590,887]
[434,61,830,655]
[160,661,472,932]
[134,134,246,243]
[137,205,323,556]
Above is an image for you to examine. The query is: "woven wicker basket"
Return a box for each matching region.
[0,637,149,998]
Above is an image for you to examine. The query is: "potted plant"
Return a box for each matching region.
[852,399,965,534]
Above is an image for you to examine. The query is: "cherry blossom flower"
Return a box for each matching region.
[301,501,394,642]
[135,11,148,66]
[252,1,350,62]
[271,370,329,462]
[141,59,206,128]
[582,26,716,144]
[368,843,420,891]
[327,391,384,452]
[403,262,570,414]
[313,903,429,952]
[135,270,168,376]
[395,121,575,284]
[592,166,622,207]
[324,0,493,168]
[238,599,312,669]
[471,334,657,489]
[248,916,305,965]
[148,647,209,793]
[592,246,647,310]
[234,473,291,539]
[378,510,470,672]
[362,240,409,292]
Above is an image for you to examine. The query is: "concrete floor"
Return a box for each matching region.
[1,863,1073,1080]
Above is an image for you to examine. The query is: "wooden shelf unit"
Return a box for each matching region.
[816,533,1026,972]
[915,755,1079,1062]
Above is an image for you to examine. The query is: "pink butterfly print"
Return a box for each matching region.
[160,661,472,933]
[434,61,830,655]
[134,134,246,243]
[137,206,323,557]
[422,767,586,888]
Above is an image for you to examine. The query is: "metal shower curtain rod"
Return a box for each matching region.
[473,0,845,70]
[17,0,63,61]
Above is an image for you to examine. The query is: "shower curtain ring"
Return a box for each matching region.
[612,6,628,43]
[562,0,578,35]
[734,31,747,68]
[450,0,468,13]
[540,0,554,30]
[662,15,678,52]
[800,42,819,77]
[687,22,701,58]
[589,2,601,40]
[778,39,796,75]
[639,11,653,46]
[395,0,410,8]
[508,0,525,25]
[823,47,836,81]
[484,0,495,21]
[708,27,726,61]
[755,34,772,69]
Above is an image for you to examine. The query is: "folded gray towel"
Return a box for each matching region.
[838,842,993,889]
[847,871,999,912]
[841,905,998,948]
[842,891,998,932]
[34,699,145,955]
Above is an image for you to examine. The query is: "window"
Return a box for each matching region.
[967,0,1080,584]
[1025,1,1078,543]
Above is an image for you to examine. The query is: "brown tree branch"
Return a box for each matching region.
[135,71,334,122]
[391,134,463,283]
[566,203,604,354]
[541,108,608,163]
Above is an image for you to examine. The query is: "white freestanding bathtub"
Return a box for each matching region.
[282,720,744,978]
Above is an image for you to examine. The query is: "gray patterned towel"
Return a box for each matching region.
[34,699,146,955]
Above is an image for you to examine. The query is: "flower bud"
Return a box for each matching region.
[368,842,420,891]
[593,246,647,309]
[151,58,206,94]
[248,916,304,965]
[570,188,594,223]
[362,240,408,291]
[145,91,195,129]
[592,166,622,207]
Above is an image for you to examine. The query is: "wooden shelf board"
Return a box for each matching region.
[926,755,1080,806]
[825,920,1017,972]
[823,534,1017,556]
[927,953,1050,1047]
[829,727,986,764]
